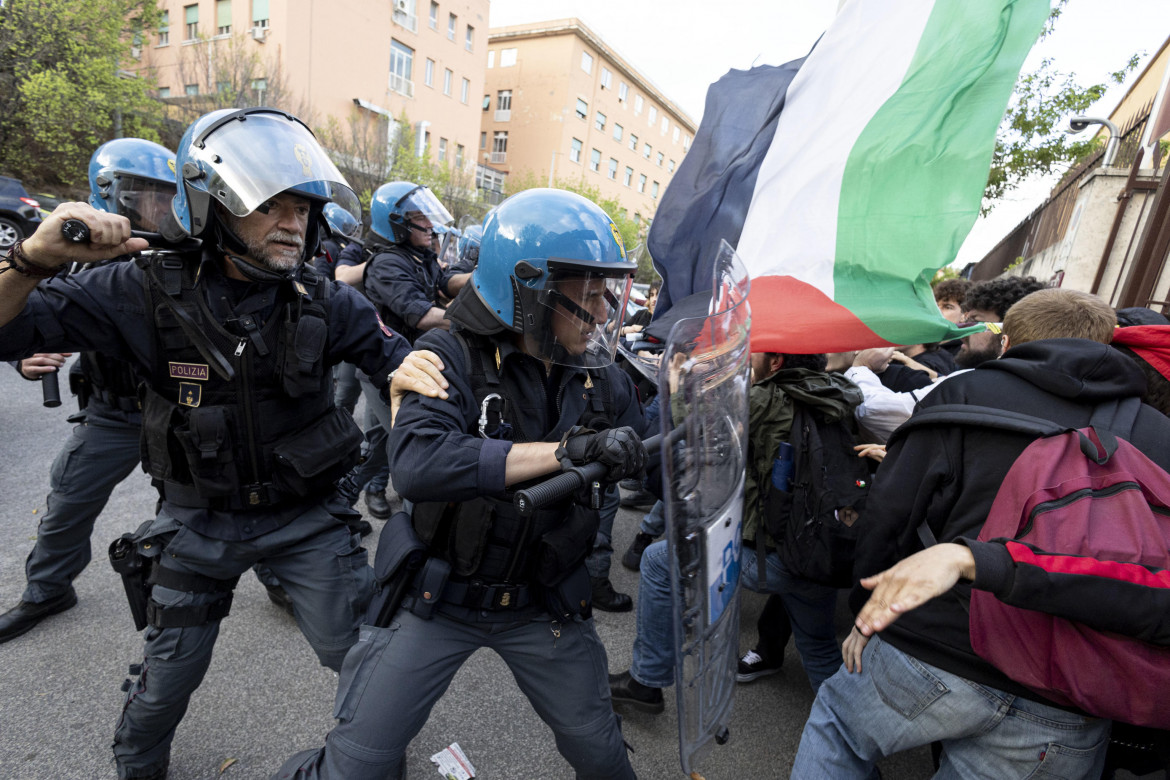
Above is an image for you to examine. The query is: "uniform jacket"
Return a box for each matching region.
[853,338,1170,707]
[364,242,457,345]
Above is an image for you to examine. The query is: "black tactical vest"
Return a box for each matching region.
[137,253,363,511]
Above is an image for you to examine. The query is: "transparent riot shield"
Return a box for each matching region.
[659,240,751,776]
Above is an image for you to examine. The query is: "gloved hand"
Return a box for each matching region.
[556,426,647,482]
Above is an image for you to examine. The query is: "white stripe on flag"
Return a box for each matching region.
[736,0,936,301]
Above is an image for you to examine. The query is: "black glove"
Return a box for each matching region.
[556,425,647,482]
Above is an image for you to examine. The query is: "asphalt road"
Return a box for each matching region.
[0,359,933,780]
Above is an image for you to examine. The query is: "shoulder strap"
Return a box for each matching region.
[889,404,1068,448]
[454,330,511,440]
[141,253,235,381]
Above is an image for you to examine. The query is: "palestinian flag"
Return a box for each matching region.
[649,0,1049,353]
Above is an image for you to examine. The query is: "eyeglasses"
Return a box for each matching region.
[958,321,1003,335]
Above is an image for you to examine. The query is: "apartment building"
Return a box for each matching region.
[482,19,697,225]
[134,0,488,171]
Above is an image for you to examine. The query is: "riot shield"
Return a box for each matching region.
[659,239,751,776]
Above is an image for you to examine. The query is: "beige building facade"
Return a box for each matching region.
[482,19,697,225]
[134,0,488,171]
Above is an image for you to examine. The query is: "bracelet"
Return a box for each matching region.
[3,240,61,278]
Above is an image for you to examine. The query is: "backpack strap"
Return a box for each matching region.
[139,253,236,382]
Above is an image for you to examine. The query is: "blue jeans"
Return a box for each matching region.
[630,541,838,692]
[354,374,391,494]
[791,635,1111,779]
[638,499,666,537]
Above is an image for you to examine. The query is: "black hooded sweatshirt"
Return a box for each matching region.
[852,338,1170,708]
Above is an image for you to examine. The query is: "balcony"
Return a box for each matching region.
[494,109,511,122]
[490,151,506,164]
[389,73,414,98]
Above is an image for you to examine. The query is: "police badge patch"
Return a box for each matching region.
[169,362,209,381]
[178,382,202,408]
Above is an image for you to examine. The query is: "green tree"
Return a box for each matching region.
[0,0,164,190]
[985,1,1140,211]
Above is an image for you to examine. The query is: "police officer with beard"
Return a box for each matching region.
[275,188,650,780]
[0,107,441,780]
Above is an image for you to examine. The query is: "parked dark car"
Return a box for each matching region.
[0,175,44,252]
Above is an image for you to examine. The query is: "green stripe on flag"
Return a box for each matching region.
[834,0,1048,347]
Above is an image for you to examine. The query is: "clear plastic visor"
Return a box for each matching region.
[398,186,454,227]
[529,271,633,369]
[191,114,359,222]
[113,175,176,233]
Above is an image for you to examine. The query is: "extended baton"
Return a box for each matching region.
[514,433,664,516]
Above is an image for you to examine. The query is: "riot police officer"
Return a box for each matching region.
[0,107,440,780]
[0,138,175,644]
[275,188,650,780]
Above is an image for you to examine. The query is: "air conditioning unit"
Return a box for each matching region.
[394,0,409,12]
[251,26,268,42]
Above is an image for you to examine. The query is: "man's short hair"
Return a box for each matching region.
[1003,288,1116,345]
[964,276,1047,319]
[780,353,828,372]
[933,278,971,306]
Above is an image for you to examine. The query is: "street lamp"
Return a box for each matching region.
[1069,116,1120,167]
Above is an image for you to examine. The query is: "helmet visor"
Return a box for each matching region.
[191,111,359,222]
[526,267,633,369]
[397,186,454,227]
[113,175,176,233]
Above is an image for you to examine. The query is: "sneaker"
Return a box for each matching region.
[590,577,633,612]
[737,649,782,683]
[609,670,664,714]
[621,532,656,571]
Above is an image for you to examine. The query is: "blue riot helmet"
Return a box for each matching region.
[368,181,453,245]
[322,201,362,242]
[472,188,636,369]
[170,107,360,263]
[88,138,176,233]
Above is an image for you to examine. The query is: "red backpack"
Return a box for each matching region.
[895,399,1170,727]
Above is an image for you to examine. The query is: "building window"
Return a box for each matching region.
[608,158,618,180]
[618,82,628,102]
[661,116,669,134]
[499,48,517,67]
[158,10,169,45]
[673,126,681,143]
[429,0,437,29]
[491,131,507,163]
[184,4,198,40]
[487,50,495,68]
[482,94,490,110]
[612,123,622,142]
[214,0,230,34]
[393,0,416,32]
[581,51,593,74]
[594,111,606,131]
[390,40,414,97]
[252,0,269,27]
[443,68,452,96]
[216,80,229,93]
[251,77,266,102]
[438,138,447,162]
[570,138,582,163]
[185,83,199,96]
[456,144,464,167]
[668,159,675,172]
[638,174,646,193]
[480,131,486,150]
[589,148,601,173]
[447,13,456,41]
[623,166,633,186]
[424,58,434,87]
[465,24,473,51]
[652,181,660,199]
[634,95,643,115]
[656,152,663,167]
[461,77,469,104]
[497,89,512,111]
[643,143,651,159]
[158,86,171,98]
[648,106,657,126]
[628,133,637,151]
[600,67,612,90]
[575,98,587,121]
[683,135,691,151]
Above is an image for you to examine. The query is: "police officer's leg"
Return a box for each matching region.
[587,486,632,612]
[257,503,373,670]
[274,610,481,780]
[497,615,636,780]
[24,416,141,603]
[113,518,246,779]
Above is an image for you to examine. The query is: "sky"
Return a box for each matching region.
[487,0,1170,267]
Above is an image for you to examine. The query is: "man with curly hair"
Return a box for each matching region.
[956,276,1047,369]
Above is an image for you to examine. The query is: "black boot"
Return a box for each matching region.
[609,670,664,714]
[591,577,633,612]
[621,532,656,571]
[364,490,392,519]
[0,588,77,644]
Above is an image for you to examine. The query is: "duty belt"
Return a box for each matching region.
[162,480,288,511]
[91,386,141,413]
[437,579,533,611]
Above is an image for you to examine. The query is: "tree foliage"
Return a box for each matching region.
[0,0,164,190]
[984,1,1140,211]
